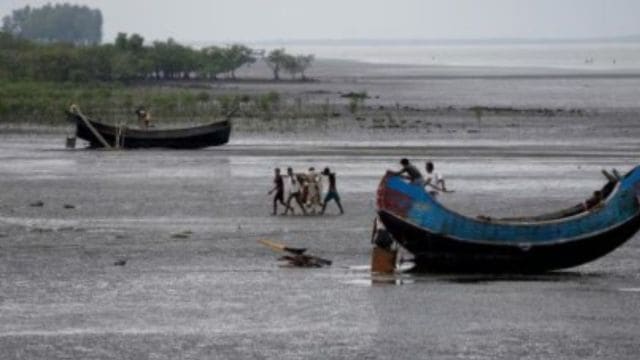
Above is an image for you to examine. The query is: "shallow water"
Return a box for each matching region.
[1,134,639,359]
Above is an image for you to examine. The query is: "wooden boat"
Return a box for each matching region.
[376,167,640,273]
[66,111,231,149]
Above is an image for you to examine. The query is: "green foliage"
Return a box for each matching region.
[223,44,256,79]
[257,91,281,120]
[2,3,102,44]
[218,94,240,116]
[345,92,368,114]
[265,49,314,80]
[0,32,266,83]
[0,81,236,124]
[348,98,360,114]
[196,91,211,103]
[265,49,287,80]
[342,91,369,100]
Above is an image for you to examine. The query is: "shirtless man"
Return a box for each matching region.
[320,167,344,215]
[393,158,424,185]
[268,168,291,215]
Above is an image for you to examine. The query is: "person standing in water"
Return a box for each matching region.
[268,168,291,215]
[284,167,307,215]
[320,167,344,215]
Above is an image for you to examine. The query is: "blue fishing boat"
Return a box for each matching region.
[376,166,640,272]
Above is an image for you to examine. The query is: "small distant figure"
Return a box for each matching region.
[320,167,344,215]
[584,190,604,211]
[284,167,307,215]
[424,161,447,194]
[113,258,127,266]
[268,168,291,215]
[393,158,424,185]
[135,106,152,129]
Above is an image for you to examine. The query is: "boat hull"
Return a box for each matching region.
[379,209,640,273]
[377,167,640,273]
[71,114,231,149]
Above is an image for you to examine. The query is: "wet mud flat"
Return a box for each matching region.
[1,131,640,360]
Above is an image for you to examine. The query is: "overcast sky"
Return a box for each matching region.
[2,0,640,43]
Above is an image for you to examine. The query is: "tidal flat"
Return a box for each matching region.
[1,129,640,359]
[1,62,640,359]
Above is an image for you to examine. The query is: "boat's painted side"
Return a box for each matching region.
[71,114,231,149]
[377,166,640,272]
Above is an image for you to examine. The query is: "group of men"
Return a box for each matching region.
[269,167,344,216]
[393,158,448,193]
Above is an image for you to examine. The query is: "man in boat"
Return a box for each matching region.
[320,167,344,215]
[268,168,292,215]
[135,106,152,129]
[584,190,604,211]
[284,167,307,215]
[393,158,424,185]
[424,161,447,194]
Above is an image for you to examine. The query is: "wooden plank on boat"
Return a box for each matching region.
[70,105,113,149]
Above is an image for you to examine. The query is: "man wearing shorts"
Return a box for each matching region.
[320,167,344,215]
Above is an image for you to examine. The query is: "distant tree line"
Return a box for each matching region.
[0,31,315,82]
[2,3,102,45]
[265,49,315,80]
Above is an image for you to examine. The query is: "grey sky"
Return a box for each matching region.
[2,0,639,43]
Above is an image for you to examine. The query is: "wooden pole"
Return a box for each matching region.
[70,105,112,149]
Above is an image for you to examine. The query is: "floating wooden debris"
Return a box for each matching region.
[113,259,127,266]
[171,230,193,239]
[259,239,332,268]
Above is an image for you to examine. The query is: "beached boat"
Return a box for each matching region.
[376,167,640,273]
[66,111,231,149]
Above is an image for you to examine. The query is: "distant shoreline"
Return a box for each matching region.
[195,36,640,47]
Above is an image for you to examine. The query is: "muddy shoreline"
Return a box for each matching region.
[2,62,640,359]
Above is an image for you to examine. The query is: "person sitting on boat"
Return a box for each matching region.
[284,167,307,215]
[393,158,424,185]
[320,167,345,215]
[135,106,152,129]
[584,190,604,211]
[424,161,447,194]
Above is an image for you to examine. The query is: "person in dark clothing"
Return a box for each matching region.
[584,190,604,211]
[268,168,291,215]
[320,167,344,215]
[393,158,424,185]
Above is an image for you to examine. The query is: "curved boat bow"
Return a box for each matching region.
[377,166,640,272]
